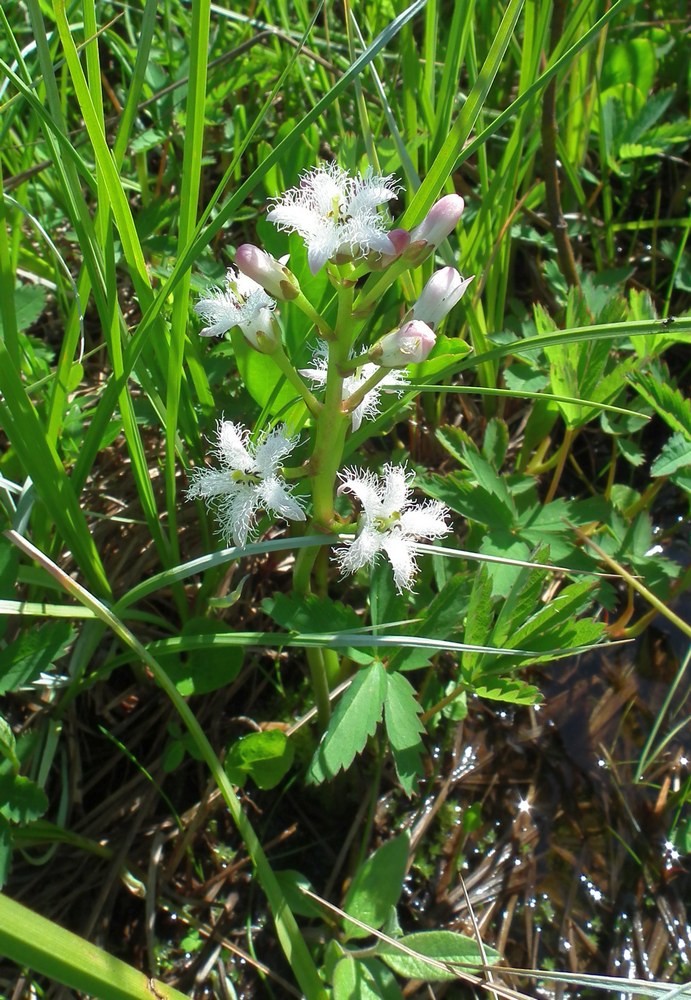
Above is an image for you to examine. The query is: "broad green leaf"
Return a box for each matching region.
[264,594,359,634]
[379,929,501,982]
[384,673,425,796]
[651,432,691,477]
[369,559,407,629]
[0,774,48,824]
[0,285,46,335]
[0,716,18,773]
[410,335,470,379]
[224,730,294,790]
[163,619,244,696]
[333,955,403,999]
[390,575,468,672]
[307,661,387,783]
[0,621,73,695]
[232,330,305,432]
[343,832,410,939]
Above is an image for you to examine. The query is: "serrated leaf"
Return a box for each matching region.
[307,661,387,783]
[616,437,645,467]
[436,425,474,464]
[651,433,691,477]
[384,674,425,795]
[482,418,509,469]
[343,832,410,939]
[379,929,501,982]
[461,565,494,674]
[0,621,74,694]
[473,677,542,705]
[0,774,49,823]
[629,372,691,441]
[224,730,294,790]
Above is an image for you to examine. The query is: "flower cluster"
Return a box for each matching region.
[189,161,470,590]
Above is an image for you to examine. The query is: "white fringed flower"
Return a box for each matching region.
[335,463,451,592]
[187,421,305,547]
[300,345,407,432]
[195,269,275,341]
[266,162,399,274]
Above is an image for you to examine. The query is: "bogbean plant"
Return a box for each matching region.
[188,164,473,746]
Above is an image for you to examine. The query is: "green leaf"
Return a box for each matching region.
[224,730,294,790]
[0,774,49,824]
[651,432,691,477]
[410,335,470,380]
[390,575,468,672]
[629,371,691,440]
[273,870,324,920]
[482,418,509,469]
[0,285,46,335]
[473,677,542,705]
[343,832,410,939]
[461,565,494,674]
[0,621,74,695]
[0,716,18,773]
[379,929,501,982]
[384,673,425,795]
[307,661,387,783]
[333,955,403,999]
[164,619,244,696]
[264,593,360,634]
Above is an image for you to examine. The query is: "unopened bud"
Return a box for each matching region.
[235,244,301,301]
[369,320,436,368]
[412,267,473,327]
[410,194,465,251]
[240,308,281,354]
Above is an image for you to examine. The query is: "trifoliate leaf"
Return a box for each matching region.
[307,661,387,783]
[384,674,425,795]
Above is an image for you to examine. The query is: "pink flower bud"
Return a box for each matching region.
[367,227,412,271]
[410,194,465,248]
[370,320,436,368]
[411,267,473,326]
[235,244,301,301]
[240,307,281,354]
